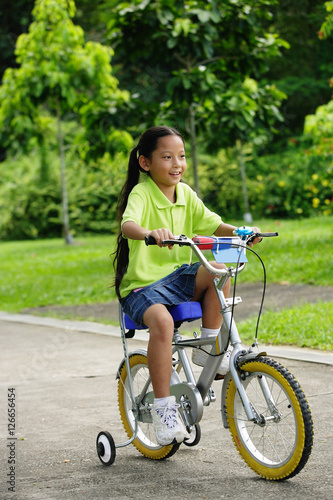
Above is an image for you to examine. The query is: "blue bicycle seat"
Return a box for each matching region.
[123,301,202,331]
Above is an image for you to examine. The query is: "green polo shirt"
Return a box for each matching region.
[119,176,222,298]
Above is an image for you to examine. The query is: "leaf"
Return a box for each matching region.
[196,9,211,24]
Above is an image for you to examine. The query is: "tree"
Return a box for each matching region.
[265,0,333,138]
[0,0,128,243]
[104,0,288,196]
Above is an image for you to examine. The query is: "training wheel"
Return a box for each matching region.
[96,431,116,466]
[184,423,201,447]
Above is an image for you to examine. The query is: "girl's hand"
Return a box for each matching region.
[149,228,175,249]
[249,226,262,247]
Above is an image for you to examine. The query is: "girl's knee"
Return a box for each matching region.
[143,304,174,336]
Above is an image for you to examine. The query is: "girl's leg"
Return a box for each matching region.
[192,262,230,328]
[142,303,174,398]
[191,262,231,378]
[143,303,189,445]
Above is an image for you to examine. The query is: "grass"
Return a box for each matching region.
[238,301,333,351]
[0,216,332,350]
[232,216,333,286]
[0,236,117,312]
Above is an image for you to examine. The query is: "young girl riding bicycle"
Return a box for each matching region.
[113,126,261,446]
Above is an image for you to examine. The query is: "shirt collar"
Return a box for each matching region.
[146,176,186,208]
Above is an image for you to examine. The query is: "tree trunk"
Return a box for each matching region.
[56,100,73,245]
[38,138,49,185]
[236,139,252,224]
[189,103,200,198]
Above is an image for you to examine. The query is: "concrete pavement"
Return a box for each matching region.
[0,314,333,500]
[1,310,332,366]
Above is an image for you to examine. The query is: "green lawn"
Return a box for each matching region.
[0,216,332,350]
[0,236,116,311]
[238,301,333,351]
[233,216,333,286]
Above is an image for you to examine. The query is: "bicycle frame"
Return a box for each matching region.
[169,236,265,423]
[117,235,270,436]
[170,279,262,424]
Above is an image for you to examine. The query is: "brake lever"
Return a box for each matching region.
[247,232,279,245]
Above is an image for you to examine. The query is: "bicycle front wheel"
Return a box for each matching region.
[225,357,314,481]
[117,353,180,460]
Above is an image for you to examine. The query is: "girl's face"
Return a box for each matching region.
[139,135,186,200]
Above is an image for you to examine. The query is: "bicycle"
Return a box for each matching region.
[96,226,314,481]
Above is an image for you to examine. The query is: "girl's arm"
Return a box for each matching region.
[122,221,175,248]
[214,222,237,237]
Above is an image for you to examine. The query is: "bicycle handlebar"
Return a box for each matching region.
[145,229,278,248]
[144,228,278,277]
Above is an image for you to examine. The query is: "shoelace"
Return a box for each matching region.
[156,404,180,429]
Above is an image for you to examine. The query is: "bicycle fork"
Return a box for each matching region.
[214,278,276,425]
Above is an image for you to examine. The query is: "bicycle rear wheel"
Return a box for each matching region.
[225,357,314,480]
[118,353,180,460]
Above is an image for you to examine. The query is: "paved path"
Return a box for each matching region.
[1,310,332,366]
[0,316,333,499]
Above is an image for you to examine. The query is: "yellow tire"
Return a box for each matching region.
[117,353,179,460]
[225,357,313,480]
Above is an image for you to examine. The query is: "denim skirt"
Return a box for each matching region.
[120,262,201,327]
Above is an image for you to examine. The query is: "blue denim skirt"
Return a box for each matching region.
[120,262,201,327]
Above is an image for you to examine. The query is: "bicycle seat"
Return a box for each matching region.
[123,301,202,331]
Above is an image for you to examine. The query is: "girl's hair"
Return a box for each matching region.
[112,126,184,299]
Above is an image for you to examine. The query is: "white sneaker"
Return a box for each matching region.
[192,346,230,378]
[151,396,189,446]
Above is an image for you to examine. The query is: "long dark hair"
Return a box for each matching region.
[112,126,184,299]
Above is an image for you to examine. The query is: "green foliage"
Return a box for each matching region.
[197,127,333,220]
[0,0,129,157]
[211,78,286,147]
[266,0,333,137]
[66,151,128,234]
[0,0,130,243]
[0,152,60,239]
[318,1,333,39]
[105,0,288,147]
[0,149,128,240]
[251,145,332,218]
[304,99,333,142]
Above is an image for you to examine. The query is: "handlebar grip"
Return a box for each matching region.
[145,235,157,246]
[260,232,279,237]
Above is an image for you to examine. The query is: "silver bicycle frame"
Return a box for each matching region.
[117,235,267,442]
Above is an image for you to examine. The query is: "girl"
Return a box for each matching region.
[113,126,261,446]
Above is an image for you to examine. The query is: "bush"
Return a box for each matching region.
[1,121,332,241]
[0,150,128,240]
[197,140,333,219]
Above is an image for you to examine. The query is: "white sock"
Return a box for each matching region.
[154,396,170,407]
[200,327,220,338]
